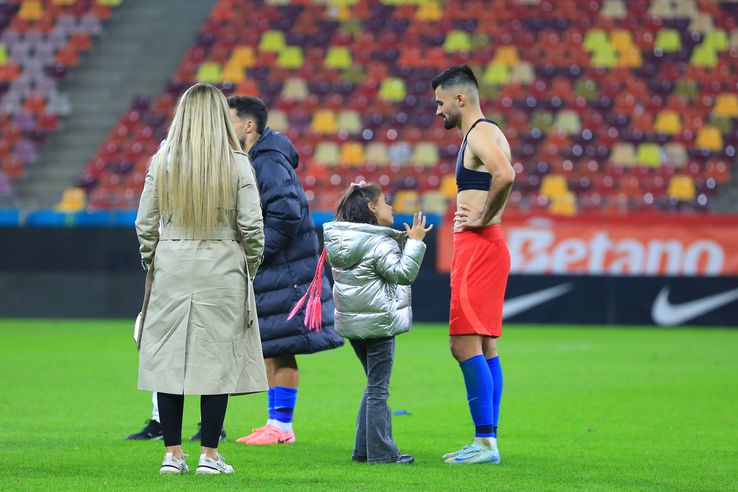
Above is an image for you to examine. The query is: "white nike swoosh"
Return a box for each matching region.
[503,284,573,319]
[651,287,738,326]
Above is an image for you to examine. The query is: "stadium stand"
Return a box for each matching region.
[0,0,123,204]
[60,0,738,215]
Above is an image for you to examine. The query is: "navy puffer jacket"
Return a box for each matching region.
[250,128,343,358]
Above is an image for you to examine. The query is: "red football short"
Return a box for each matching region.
[449,224,510,337]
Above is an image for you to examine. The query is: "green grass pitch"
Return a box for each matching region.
[1,320,737,491]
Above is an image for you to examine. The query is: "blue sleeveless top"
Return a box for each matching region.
[456,118,498,191]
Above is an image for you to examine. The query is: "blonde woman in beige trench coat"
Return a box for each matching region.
[135,83,267,476]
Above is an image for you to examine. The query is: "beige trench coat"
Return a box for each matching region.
[135,150,268,395]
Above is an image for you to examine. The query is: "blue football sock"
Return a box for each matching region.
[487,356,503,436]
[460,355,494,438]
[274,386,298,424]
[267,387,276,421]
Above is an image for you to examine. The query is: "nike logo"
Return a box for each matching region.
[651,286,738,326]
[503,284,573,319]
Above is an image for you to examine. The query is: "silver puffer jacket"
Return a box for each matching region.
[323,221,426,339]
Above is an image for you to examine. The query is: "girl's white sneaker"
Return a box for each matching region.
[160,452,189,474]
[196,453,234,474]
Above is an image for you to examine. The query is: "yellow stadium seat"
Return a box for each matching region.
[53,0,77,4]
[493,46,519,67]
[591,45,617,68]
[667,175,696,201]
[654,110,682,135]
[411,142,439,167]
[655,29,681,53]
[482,63,510,85]
[553,110,581,134]
[378,78,406,102]
[713,93,738,118]
[196,62,221,83]
[611,143,636,166]
[325,46,352,69]
[696,126,723,151]
[549,191,577,216]
[268,110,289,132]
[311,110,337,134]
[281,77,308,101]
[231,47,255,68]
[704,29,728,51]
[636,143,662,167]
[617,47,642,68]
[583,29,608,52]
[392,190,420,214]
[610,29,634,52]
[340,142,364,166]
[365,142,389,166]
[540,174,568,200]
[277,46,304,69]
[439,173,457,198]
[443,30,471,53]
[259,31,286,52]
[0,44,6,66]
[416,1,442,21]
[691,43,718,68]
[421,191,449,215]
[510,61,535,84]
[18,1,43,21]
[336,110,362,134]
[221,61,245,83]
[55,187,86,212]
[97,0,124,5]
[314,142,340,166]
[664,142,687,167]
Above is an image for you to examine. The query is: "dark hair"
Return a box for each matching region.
[227,95,268,134]
[335,182,382,225]
[431,64,479,91]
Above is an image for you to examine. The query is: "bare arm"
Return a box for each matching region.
[456,125,515,229]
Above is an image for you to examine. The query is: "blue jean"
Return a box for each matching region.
[349,336,400,463]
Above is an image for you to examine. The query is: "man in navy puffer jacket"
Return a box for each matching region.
[228,95,343,445]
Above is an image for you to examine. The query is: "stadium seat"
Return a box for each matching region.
[411,142,439,167]
[18,1,44,21]
[421,190,448,215]
[655,29,681,53]
[482,63,510,85]
[325,46,352,69]
[378,77,406,102]
[314,142,340,166]
[703,29,728,52]
[340,142,364,166]
[365,142,389,166]
[689,13,714,34]
[611,143,636,166]
[336,110,362,134]
[695,126,723,151]
[713,93,738,118]
[281,77,308,101]
[654,110,682,135]
[230,47,255,68]
[416,1,442,21]
[583,29,608,52]
[690,43,717,68]
[667,175,696,201]
[553,110,581,135]
[268,110,289,132]
[540,174,569,200]
[549,191,577,216]
[590,45,617,68]
[259,30,286,52]
[493,46,519,67]
[277,46,304,69]
[443,30,471,53]
[310,110,337,134]
[196,62,221,83]
[664,142,688,167]
[509,61,535,84]
[636,143,662,168]
[55,187,86,212]
[600,0,626,19]
[618,47,642,68]
[392,189,419,214]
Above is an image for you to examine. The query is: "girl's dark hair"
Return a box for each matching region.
[335,182,382,224]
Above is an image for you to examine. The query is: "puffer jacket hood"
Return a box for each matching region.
[249,128,299,169]
[323,221,426,340]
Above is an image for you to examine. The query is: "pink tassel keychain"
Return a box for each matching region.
[287,248,327,331]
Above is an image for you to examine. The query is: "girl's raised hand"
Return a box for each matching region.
[404,212,434,241]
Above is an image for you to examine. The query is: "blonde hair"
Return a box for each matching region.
[155,83,242,235]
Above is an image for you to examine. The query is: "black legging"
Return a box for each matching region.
[157,393,228,448]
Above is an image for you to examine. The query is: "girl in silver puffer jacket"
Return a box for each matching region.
[325,181,432,464]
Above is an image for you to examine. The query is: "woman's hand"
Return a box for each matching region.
[404,212,434,241]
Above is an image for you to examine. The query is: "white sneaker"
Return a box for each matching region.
[196,453,234,474]
[160,452,189,474]
[444,440,500,465]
